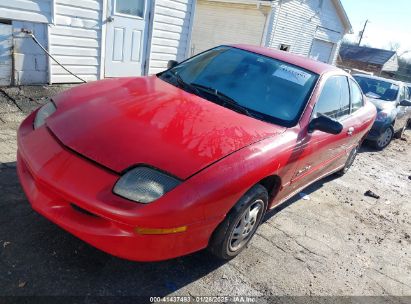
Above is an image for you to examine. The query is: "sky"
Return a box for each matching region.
[340,0,411,59]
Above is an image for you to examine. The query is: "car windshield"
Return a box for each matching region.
[158,46,319,127]
[353,76,399,102]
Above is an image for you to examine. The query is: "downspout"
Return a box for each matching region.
[144,0,156,75]
[270,0,282,48]
[258,2,270,46]
[185,0,197,58]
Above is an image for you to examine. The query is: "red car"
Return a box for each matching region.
[17,45,376,261]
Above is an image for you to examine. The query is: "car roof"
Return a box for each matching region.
[352,73,403,86]
[230,44,345,76]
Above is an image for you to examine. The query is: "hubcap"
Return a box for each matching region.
[377,128,393,148]
[228,200,263,252]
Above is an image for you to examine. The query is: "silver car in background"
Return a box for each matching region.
[353,74,411,149]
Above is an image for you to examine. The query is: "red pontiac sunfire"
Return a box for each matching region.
[17,45,376,261]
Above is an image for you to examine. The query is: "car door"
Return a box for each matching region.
[394,85,409,132]
[347,78,369,145]
[290,75,356,190]
[405,87,411,125]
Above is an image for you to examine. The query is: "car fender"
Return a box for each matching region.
[185,129,298,225]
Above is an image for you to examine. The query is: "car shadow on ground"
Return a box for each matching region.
[263,174,338,223]
[358,141,377,154]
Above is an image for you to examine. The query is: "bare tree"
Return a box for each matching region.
[389,41,401,52]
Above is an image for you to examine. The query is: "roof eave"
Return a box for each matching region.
[332,0,353,34]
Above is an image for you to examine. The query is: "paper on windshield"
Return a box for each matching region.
[273,65,312,86]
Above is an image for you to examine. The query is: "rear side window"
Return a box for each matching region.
[313,76,350,120]
[349,79,364,112]
[399,86,409,101]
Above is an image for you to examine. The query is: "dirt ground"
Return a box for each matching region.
[0,86,410,298]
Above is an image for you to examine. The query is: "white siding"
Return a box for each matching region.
[267,0,345,65]
[0,0,52,23]
[49,0,102,83]
[383,54,399,72]
[148,0,196,75]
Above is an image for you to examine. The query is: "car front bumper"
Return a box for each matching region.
[17,112,218,261]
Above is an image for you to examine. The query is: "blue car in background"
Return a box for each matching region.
[353,74,411,150]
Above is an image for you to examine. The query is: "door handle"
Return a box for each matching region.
[107,16,115,23]
[347,127,355,136]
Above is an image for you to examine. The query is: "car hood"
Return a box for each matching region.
[47,76,285,179]
[367,97,395,112]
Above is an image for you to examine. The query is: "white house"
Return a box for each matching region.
[0,0,351,86]
[0,0,196,86]
[191,0,352,65]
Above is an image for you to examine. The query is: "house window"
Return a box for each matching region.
[116,0,145,18]
[279,44,291,52]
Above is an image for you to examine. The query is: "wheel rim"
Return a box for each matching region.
[228,200,264,252]
[377,128,393,148]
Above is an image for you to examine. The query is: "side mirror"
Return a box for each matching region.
[399,99,411,107]
[309,116,343,135]
[167,60,179,69]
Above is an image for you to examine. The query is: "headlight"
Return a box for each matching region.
[375,111,389,122]
[34,102,56,129]
[113,167,181,203]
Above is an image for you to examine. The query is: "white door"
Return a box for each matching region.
[310,39,335,64]
[0,23,12,86]
[105,0,149,77]
[191,1,269,55]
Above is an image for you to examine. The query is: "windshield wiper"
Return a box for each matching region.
[190,83,253,117]
[169,70,202,96]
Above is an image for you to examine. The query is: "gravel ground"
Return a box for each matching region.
[0,86,410,298]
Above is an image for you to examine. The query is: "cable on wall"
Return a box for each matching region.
[21,29,87,83]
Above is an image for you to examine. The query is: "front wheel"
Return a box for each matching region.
[208,185,268,260]
[372,126,394,150]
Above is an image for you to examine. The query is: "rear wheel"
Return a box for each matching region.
[336,145,358,176]
[372,126,394,150]
[208,185,268,260]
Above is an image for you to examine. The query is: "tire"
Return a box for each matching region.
[372,126,394,150]
[208,184,268,260]
[336,145,358,176]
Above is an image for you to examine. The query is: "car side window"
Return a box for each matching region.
[313,76,350,120]
[403,86,410,100]
[349,79,364,113]
[399,86,407,101]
